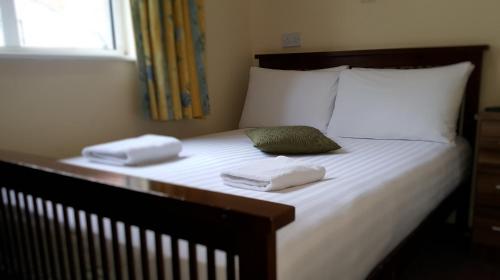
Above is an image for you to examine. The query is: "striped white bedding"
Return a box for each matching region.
[64,129,470,280]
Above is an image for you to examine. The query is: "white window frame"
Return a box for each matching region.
[0,0,135,60]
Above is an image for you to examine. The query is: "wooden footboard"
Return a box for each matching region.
[0,150,295,280]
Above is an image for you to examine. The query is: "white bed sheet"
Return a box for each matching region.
[64,129,470,280]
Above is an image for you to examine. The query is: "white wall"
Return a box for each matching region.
[0,0,253,157]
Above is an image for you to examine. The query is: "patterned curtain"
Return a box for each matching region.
[130,0,209,121]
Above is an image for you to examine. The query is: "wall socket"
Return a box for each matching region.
[282,32,301,48]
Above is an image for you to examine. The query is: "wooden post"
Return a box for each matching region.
[238,232,277,280]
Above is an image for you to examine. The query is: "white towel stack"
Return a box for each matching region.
[220,156,326,192]
[82,134,182,166]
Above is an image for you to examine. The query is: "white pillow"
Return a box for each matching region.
[239,66,347,132]
[327,62,474,143]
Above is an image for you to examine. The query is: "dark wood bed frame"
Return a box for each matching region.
[0,45,488,280]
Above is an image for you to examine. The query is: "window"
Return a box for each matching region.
[0,6,5,46]
[0,0,132,57]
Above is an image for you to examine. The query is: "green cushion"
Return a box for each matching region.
[246,126,341,154]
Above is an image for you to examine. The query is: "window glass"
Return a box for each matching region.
[13,0,115,49]
[0,7,4,46]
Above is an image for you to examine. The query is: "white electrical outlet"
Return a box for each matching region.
[282,32,301,48]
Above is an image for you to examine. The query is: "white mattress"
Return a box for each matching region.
[64,129,470,280]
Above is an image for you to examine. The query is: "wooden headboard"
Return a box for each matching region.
[255,45,489,146]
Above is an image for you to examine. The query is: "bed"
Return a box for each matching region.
[0,45,488,280]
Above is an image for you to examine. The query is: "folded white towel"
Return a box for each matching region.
[220,156,326,192]
[82,134,182,166]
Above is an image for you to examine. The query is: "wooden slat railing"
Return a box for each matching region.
[0,150,295,280]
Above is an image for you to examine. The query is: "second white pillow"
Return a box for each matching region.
[327,62,474,143]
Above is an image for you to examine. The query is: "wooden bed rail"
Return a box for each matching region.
[0,150,295,280]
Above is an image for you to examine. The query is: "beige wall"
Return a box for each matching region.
[250,0,500,108]
[2,0,499,158]
[0,0,252,157]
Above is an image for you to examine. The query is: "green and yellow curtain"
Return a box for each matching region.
[130,0,209,121]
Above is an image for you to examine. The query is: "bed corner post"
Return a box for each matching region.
[456,45,488,234]
[456,175,473,232]
[238,231,278,280]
